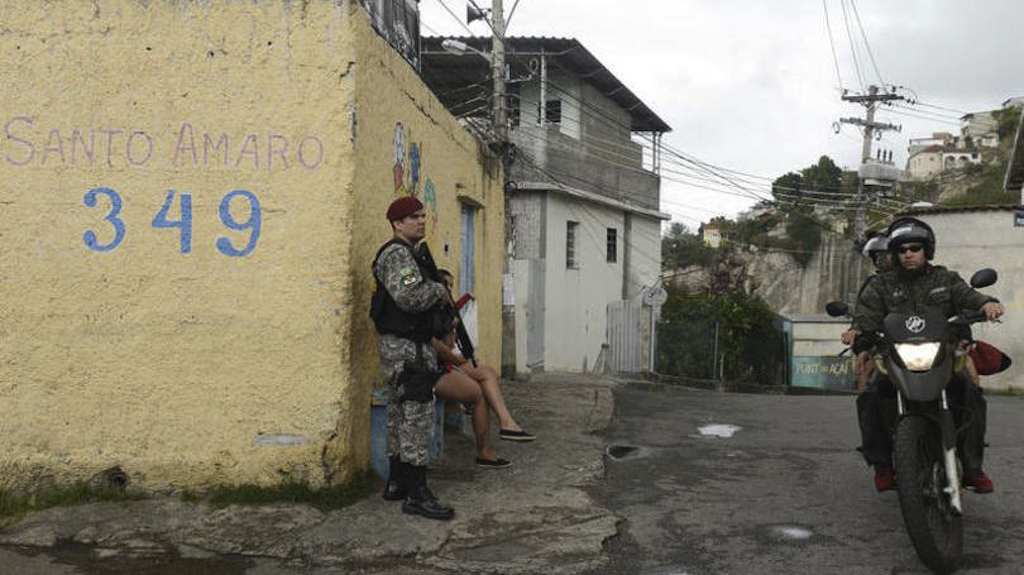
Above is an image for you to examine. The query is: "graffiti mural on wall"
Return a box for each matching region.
[389,123,438,226]
[392,122,405,192]
[391,122,439,225]
[409,142,421,194]
[422,177,437,214]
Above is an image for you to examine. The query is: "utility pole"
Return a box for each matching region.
[839,85,904,237]
[490,0,507,146]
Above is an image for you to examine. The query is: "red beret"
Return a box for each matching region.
[386,196,424,222]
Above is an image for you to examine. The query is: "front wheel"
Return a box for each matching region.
[895,415,963,574]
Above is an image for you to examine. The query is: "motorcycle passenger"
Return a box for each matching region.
[841,232,897,491]
[849,217,1004,494]
[842,231,892,391]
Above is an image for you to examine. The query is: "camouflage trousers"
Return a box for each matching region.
[380,335,439,467]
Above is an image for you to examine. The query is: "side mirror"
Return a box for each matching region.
[969,268,997,289]
[826,301,850,318]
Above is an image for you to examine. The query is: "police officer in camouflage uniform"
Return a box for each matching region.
[371,196,455,520]
[851,217,1004,493]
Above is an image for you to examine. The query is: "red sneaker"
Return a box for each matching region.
[964,470,994,494]
[874,466,897,492]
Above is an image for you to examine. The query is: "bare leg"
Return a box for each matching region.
[459,364,521,431]
[435,371,497,460]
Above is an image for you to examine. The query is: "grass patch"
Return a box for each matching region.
[0,482,146,521]
[180,470,378,512]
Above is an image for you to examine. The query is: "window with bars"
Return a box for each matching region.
[538,99,562,125]
[566,221,579,269]
[606,228,617,263]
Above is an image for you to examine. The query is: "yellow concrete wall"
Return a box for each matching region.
[0,1,361,491]
[347,8,505,393]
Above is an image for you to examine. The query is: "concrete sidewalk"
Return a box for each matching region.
[0,374,619,574]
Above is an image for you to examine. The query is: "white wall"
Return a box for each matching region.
[625,214,663,300]
[543,194,624,371]
[916,209,1023,390]
[908,151,942,179]
[517,72,581,140]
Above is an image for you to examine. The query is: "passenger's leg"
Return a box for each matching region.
[460,363,521,431]
[435,370,498,461]
[859,376,896,491]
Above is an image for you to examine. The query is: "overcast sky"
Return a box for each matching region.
[418,0,1024,228]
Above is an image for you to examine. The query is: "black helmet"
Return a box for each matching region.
[861,234,889,258]
[887,217,935,260]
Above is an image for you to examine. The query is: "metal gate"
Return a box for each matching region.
[606,300,649,374]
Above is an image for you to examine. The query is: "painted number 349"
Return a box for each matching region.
[83,188,262,257]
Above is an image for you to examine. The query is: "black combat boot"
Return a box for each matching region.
[382,456,408,501]
[401,466,454,521]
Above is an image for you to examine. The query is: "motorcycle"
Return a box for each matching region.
[826,268,1000,574]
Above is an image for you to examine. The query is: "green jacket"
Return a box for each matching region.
[852,264,997,337]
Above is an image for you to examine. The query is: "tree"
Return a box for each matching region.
[802,155,843,191]
[771,155,849,210]
[661,222,715,270]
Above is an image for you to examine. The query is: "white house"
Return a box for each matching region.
[700,222,723,248]
[420,37,671,375]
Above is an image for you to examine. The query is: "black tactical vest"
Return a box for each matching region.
[370,239,450,343]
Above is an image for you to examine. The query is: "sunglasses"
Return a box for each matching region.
[898,244,924,254]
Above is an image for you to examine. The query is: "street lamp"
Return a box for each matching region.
[441,38,492,63]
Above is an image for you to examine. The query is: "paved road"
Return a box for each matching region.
[586,384,1024,575]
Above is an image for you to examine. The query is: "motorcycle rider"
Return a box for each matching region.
[849,217,1004,493]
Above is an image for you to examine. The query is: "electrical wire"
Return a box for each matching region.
[434,0,475,36]
[822,0,845,91]
[839,0,866,92]
[849,0,884,87]
[505,0,523,33]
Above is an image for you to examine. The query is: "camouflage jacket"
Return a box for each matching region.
[373,239,449,380]
[852,264,997,337]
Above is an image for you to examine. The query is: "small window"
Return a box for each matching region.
[508,84,521,128]
[566,221,578,269]
[538,99,562,125]
[606,228,617,263]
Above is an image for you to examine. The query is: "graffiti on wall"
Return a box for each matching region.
[2,118,325,172]
[391,122,438,223]
[82,187,261,256]
[2,118,321,257]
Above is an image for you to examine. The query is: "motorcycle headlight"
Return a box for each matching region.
[894,342,942,372]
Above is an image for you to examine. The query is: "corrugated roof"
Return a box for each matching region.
[420,36,671,133]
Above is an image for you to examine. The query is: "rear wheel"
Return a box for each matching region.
[895,415,962,574]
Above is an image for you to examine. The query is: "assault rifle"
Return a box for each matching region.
[414,243,478,367]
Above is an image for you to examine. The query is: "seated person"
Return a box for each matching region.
[432,270,535,469]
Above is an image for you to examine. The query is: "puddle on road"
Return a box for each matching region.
[774,526,813,540]
[605,444,651,461]
[697,424,742,438]
[33,540,254,575]
[641,568,692,575]
[757,524,817,545]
